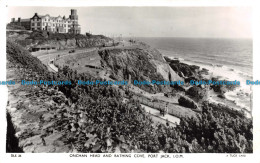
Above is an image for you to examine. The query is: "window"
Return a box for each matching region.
[37,22,40,26]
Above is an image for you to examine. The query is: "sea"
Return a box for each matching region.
[135,37,253,115]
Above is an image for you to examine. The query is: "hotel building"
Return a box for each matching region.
[10,9,81,34]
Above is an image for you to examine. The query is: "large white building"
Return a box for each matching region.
[11,9,81,34]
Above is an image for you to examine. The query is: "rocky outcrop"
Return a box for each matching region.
[210,77,239,94]
[99,43,183,93]
[164,57,211,82]
[34,37,114,50]
[186,86,207,101]
[6,84,72,153]
[7,30,114,50]
[166,58,200,78]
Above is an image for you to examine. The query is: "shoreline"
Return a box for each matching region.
[161,51,252,118]
[159,48,253,78]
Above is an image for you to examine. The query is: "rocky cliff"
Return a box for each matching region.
[98,43,183,93]
[6,30,114,50]
[33,38,114,50]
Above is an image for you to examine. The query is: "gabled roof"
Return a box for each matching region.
[39,14,53,19]
[31,13,72,22]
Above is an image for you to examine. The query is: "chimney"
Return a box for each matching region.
[18,17,21,22]
[11,18,15,22]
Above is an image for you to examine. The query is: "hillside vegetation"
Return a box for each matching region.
[6,39,253,153]
[6,23,26,30]
[7,40,48,74]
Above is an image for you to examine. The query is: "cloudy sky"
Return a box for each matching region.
[7,6,252,38]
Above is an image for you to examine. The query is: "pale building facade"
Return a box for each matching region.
[11,9,81,34]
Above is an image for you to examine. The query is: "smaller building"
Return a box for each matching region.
[10,17,31,30]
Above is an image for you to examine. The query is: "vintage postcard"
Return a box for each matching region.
[0,0,259,163]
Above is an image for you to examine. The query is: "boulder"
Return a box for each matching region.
[186,86,207,101]
[169,61,199,77]
[178,95,198,109]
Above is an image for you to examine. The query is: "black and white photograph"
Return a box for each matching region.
[2,0,258,160]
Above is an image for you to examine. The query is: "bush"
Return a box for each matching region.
[26,30,110,42]
[6,23,26,30]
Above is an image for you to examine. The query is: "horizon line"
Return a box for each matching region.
[121,36,252,39]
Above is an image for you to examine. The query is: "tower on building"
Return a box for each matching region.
[69,9,81,34]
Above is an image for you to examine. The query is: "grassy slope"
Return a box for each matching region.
[7,40,48,74]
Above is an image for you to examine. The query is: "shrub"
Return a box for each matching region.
[6,23,26,30]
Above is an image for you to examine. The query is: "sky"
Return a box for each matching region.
[7,6,252,38]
